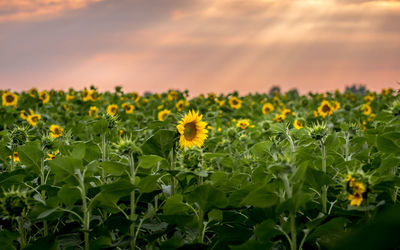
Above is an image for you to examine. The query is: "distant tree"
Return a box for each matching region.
[269,86,281,96]
[345,84,366,94]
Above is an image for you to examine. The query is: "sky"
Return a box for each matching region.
[0,0,399,95]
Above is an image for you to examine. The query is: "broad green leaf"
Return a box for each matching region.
[138,155,165,169]
[17,141,43,170]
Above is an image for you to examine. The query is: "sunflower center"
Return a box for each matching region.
[6,94,14,103]
[54,128,60,135]
[232,100,238,105]
[184,122,197,140]
[32,116,38,122]
[111,107,116,113]
[322,104,331,113]
[264,107,270,112]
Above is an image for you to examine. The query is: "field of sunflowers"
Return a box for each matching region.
[0,86,399,249]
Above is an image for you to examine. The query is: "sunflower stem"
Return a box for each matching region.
[129,153,136,250]
[101,133,107,162]
[170,149,176,196]
[320,139,327,214]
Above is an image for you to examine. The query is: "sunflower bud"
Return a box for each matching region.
[0,187,30,218]
[112,137,141,156]
[9,126,29,147]
[307,122,328,141]
[178,147,202,170]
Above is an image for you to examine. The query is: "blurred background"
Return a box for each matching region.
[0,0,399,95]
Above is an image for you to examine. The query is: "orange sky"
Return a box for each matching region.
[0,0,399,95]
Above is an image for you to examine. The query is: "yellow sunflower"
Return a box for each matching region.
[130,92,141,102]
[364,92,374,103]
[66,94,75,101]
[122,103,134,114]
[9,152,20,162]
[273,114,285,123]
[107,104,118,116]
[216,99,226,107]
[28,88,38,98]
[82,88,91,102]
[89,106,99,117]
[176,110,208,148]
[348,192,363,207]
[208,92,217,100]
[168,90,179,101]
[229,97,242,109]
[27,114,42,127]
[332,101,341,111]
[46,150,60,160]
[294,119,303,129]
[158,109,171,121]
[20,109,34,120]
[317,100,333,118]
[49,125,64,138]
[176,100,189,111]
[39,91,50,104]
[2,92,18,107]
[262,103,274,114]
[361,104,372,115]
[236,119,250,129]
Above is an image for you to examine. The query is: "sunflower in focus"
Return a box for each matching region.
[2,92,18,107]
[361,104,372,115]
[236,119,250,129]
[262,103,274,114]
[229,97,242,109]
[38,91,50,104]
[294,119,303,129]
[317,100,333,118]
[176,110,208,148]
[27,114,42,127]
[107,104,118,116]
[158,109,171,121]
[49,125,63,138]
[122,103,134,114]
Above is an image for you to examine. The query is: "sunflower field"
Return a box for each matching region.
[0,87,399,249]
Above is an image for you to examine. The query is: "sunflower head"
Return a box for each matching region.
[9,126,29,146]
[2,92,18,107]
[293,119,304,130]
[89,106,99,117]
[262,103,274,114]
[49,125,64,138]
[122,103,134,114]
[46,149,60,161]
[332,101,341,111]
[236,119,250,129]
[28,88,38,98]
[158,109,171,121]
[176,110,208,149]
[176,100,187,111]
[112,137,141,156]
[39,91,50,104]
[361,104,372,115]
[317,100,333,118]
[0,187,30,218]
[107,104,118,116]
[130,92,141,102]
[9,152,20,162]
[229,97,242,109]
[208,92,217,101]
[27,114,42,127]
[168,90,179,101]
[273,114,285,123]
[66,94,75,101]
[307,122,328,141]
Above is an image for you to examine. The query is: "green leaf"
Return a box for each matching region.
[58,185,81,206]
[377,133,400,154]
[137,175,160,193]
[254,219,280,242]
[240,184,279,208]
[48,157,83,184]
[186,184,228,211]
[163,194,189,215]
[100,161,128,176]
[141,129,177,158]
[250,141,273,158]
[17,141,43,170]
[138,155,165,169]
[208,209,223,222]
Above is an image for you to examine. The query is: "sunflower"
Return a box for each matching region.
[168,90,179,101]
[63,104,70,111]
[317,100,333,118]
[122,103,134,114]
[158,109,171,121]
[2,92,18,107]
[39,91,50,104]
[130,92,141,102]
[176,100,189,111]
[27,114,42,127]
[208,92,217,100]
[176,110,208,148]
[281,108,293,117]
[229,97,242,109]
[28,88,38,98]
[361,104,372,115]
[236,119,250,129]
[46,150,60,160]
[262,103,274,114]
[82,88,91,102]
[346,174,366,207]
[9,152,20,162]
[107,104,118,116]
[364,93,374,103]
[294,119,303,129]
[20,109,34,120]
[49,125,63,138]
[89,106,99,117]
[66,94,75,101]
[332,101,341,111]
[216,99,226,107]
[348,192,363,207]
[313,110,318,117]
[273,114,285,123]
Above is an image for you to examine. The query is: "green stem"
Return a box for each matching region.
[320,140,327,214]
[10,151,15,172]
[78,170,90,250]
[129,154,136,250]
[170,149,176,196]
[101,133,107,162]
[282,175,296,250]
[344,133,350,161]
[18,217,26,249]
[198,207,205,243]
